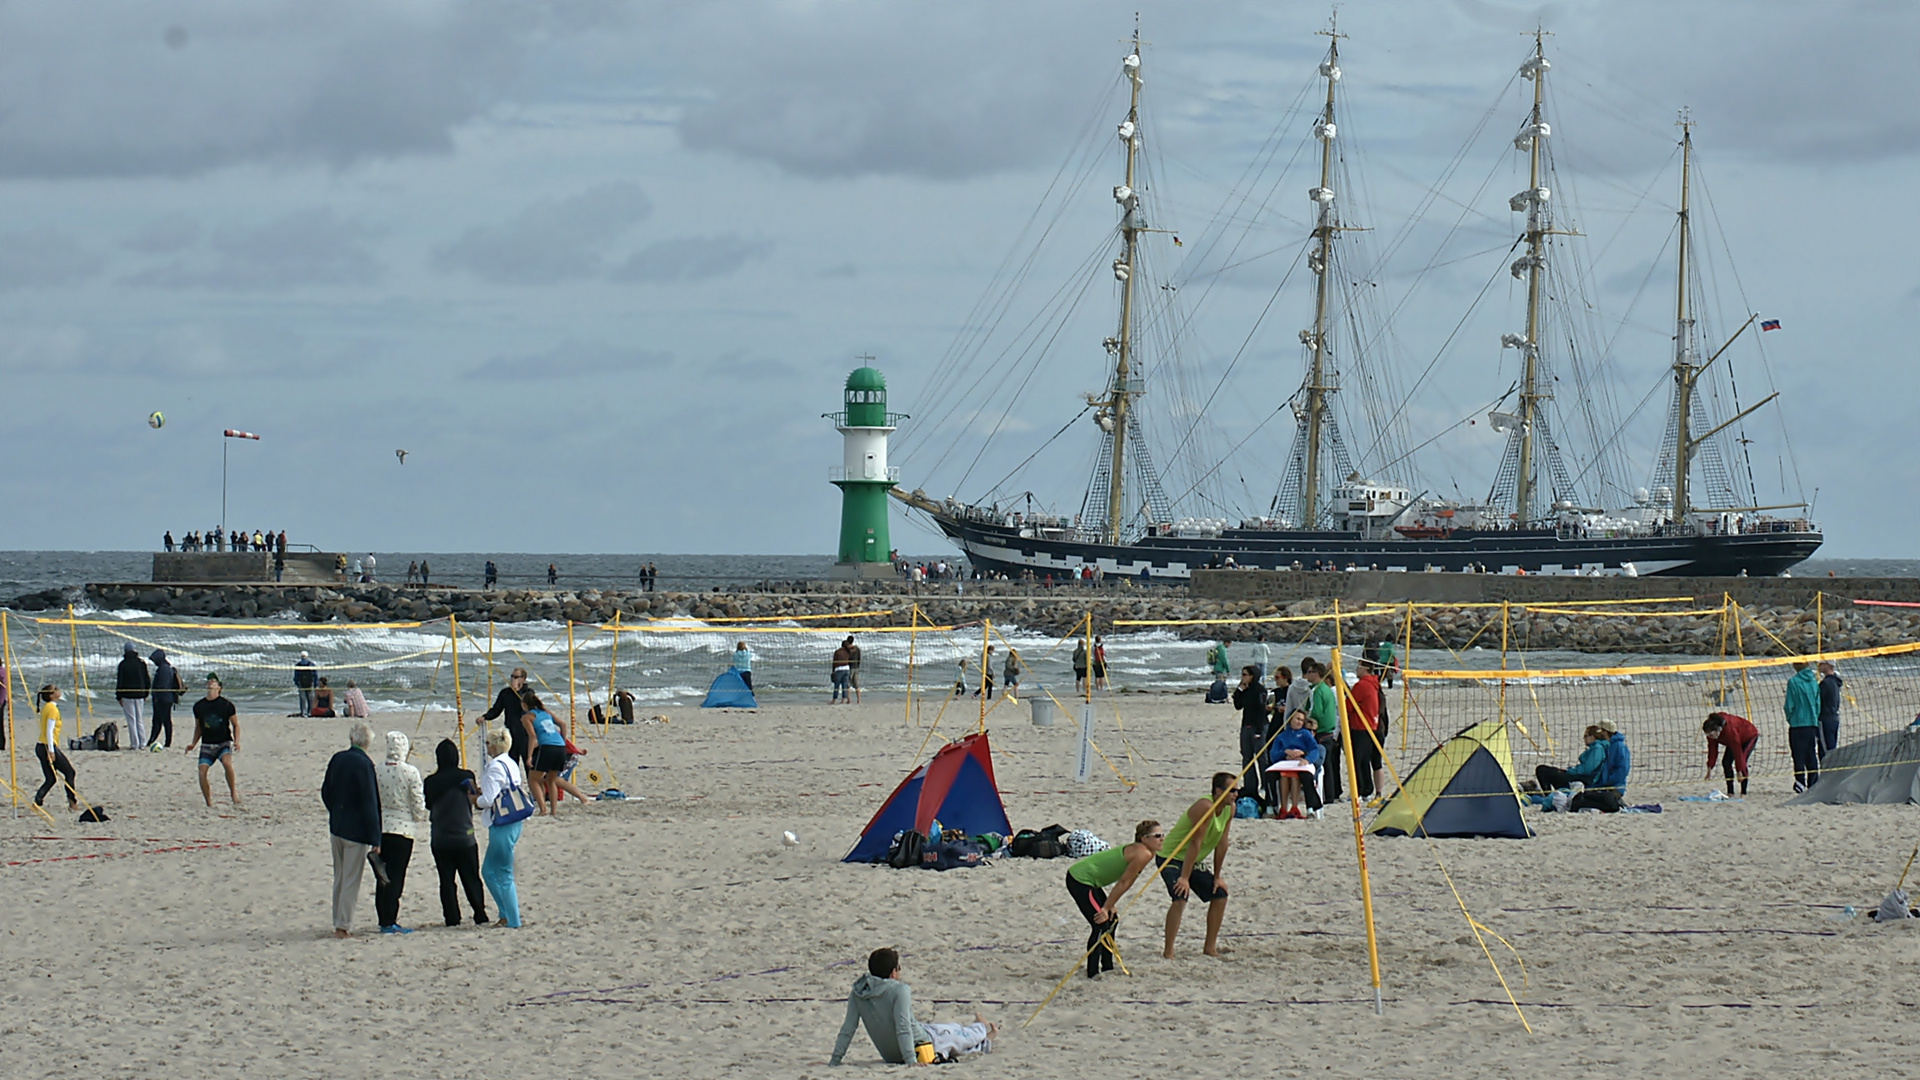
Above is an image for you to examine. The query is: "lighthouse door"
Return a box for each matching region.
[863,451,878,479]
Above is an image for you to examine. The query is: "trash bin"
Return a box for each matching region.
[1030,692,1057,728]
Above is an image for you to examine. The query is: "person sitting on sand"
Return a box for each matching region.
[1534,725,1608,792]
[829,947,995,1066]
[344,680,369,719]
[1704,712,1759,797]
[1066,820,1165,978]
[1268,711,1324,820]
[1162,772,1237,959]
[311,677,337,718]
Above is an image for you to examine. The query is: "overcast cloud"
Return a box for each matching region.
[1,1,1915,559]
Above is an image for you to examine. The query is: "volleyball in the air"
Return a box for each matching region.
[148,411,166,429]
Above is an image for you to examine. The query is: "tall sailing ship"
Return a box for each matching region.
[891,27,1821,580]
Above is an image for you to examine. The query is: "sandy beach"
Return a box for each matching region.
[3,693,1917,1079]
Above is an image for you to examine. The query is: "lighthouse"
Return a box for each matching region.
[828,363,904,580]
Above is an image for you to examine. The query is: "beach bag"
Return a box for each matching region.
[888,830,928,869]
[78,806,110,823]
[1235,796,1261,819]
[490,775,535,826]
[1064,829,1109,858]
[1569,788,1624,814]
[94,723,120,752]
[1009,825,1068,859]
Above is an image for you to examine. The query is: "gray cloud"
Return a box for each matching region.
[0,2,557,178]
[122,215,202,254]
[434,181,653,284]
[129,208,382,289]
[0,229,103,288]
[669,4,1110,179]
[467,339,673,381]
[611,233,772,283]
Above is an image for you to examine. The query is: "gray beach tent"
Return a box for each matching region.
[1788,725,1920,805]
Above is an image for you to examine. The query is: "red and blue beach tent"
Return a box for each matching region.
[844,732,1013,862]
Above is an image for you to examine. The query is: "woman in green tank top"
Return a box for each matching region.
[1064,821,1165,979]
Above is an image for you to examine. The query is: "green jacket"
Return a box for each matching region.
[1208,644,1230,675]
[1784,668,1820,728]
[1309,680,1340,735]
[831,974,927,1065]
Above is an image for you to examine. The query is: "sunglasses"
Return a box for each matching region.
[1145,831,1166,840]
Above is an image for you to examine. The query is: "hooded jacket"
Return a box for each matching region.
[115,643,151,700]
[1562,739,1608,785]
[149,649,182,707]
[424,739,478,850]
[1818,672,1843,724]
[1594,731,1632,791]
[374,732,429,839]
[830,974,927,1066]
[1784,668,1820,728]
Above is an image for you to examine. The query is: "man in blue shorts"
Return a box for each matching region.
[184,674,242,808]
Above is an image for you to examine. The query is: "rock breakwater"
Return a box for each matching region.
[37,582,1917,657]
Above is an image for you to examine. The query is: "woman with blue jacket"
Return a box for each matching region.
[1268,712,1325,819]
[1535,724,1610,791]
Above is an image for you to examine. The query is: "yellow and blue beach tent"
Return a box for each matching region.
[1370,719,1531,839]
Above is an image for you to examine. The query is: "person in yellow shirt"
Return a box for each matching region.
[34,684,79,810]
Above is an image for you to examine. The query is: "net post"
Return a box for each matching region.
[607,610,621,731]
[566,620,578,730]
[978,618,991,733]
[1498,601,1510,723]
[1083,612,1094,706]
[68,603,94,723]
[1816,591,1823,654]
[486,620,495,723]
[904,605,919,727]
[3,613,17,809]
[1332,612,1386,1014]
[1400,600,1414,753]
[451,614,466,768]
[1730,596,1753,720]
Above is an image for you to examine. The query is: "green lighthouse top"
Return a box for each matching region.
[843,366,888,427]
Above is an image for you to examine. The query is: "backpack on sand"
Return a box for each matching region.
[93,723,120,752]
[888,830,928,869]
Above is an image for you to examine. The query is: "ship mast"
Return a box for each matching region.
[1103,27,1144,544]
[1299,24,1343,529]
[1513,29,1550,525]
[1670,111,1696,527]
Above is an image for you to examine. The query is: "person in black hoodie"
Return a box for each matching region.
[1231,666,1269,808]
[424,738,489,927]
[478,668,533,769]
[115,643,151,750]
[321,723,382,938]
[147,649,183,750]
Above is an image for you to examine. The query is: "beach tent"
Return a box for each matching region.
[845,732,1013,862]
[1788,725,1920,805]
[1370,719,1531,839]
[701,669,757,709]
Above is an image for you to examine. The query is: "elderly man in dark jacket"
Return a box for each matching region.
[114,643,151,749]
[321,723,383,938]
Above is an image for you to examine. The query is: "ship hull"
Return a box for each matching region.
[932,515,1820,581]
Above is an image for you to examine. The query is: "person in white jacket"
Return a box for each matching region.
[478,727,529,928]
[373,731,429,934]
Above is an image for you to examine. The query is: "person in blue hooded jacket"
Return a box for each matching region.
[1591,719,1631,793]
[1784,662,1822,792]
[1535,724,1609,791]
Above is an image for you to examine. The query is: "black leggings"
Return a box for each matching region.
[1065,871,1116,978]
[35,743,76,807]
[149,700,174,748]
[434,844,489,925]
[374,834,414,928]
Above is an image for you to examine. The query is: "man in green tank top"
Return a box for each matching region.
[1160,772,1237,958]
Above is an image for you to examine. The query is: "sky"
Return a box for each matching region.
[1,0,1915,557]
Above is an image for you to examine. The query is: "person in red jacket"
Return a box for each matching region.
[1703,712,1759,796]
[1345,659,1386,801]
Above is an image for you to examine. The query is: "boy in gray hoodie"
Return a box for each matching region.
[829,948,995,1066]
[831,949,927,1065]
